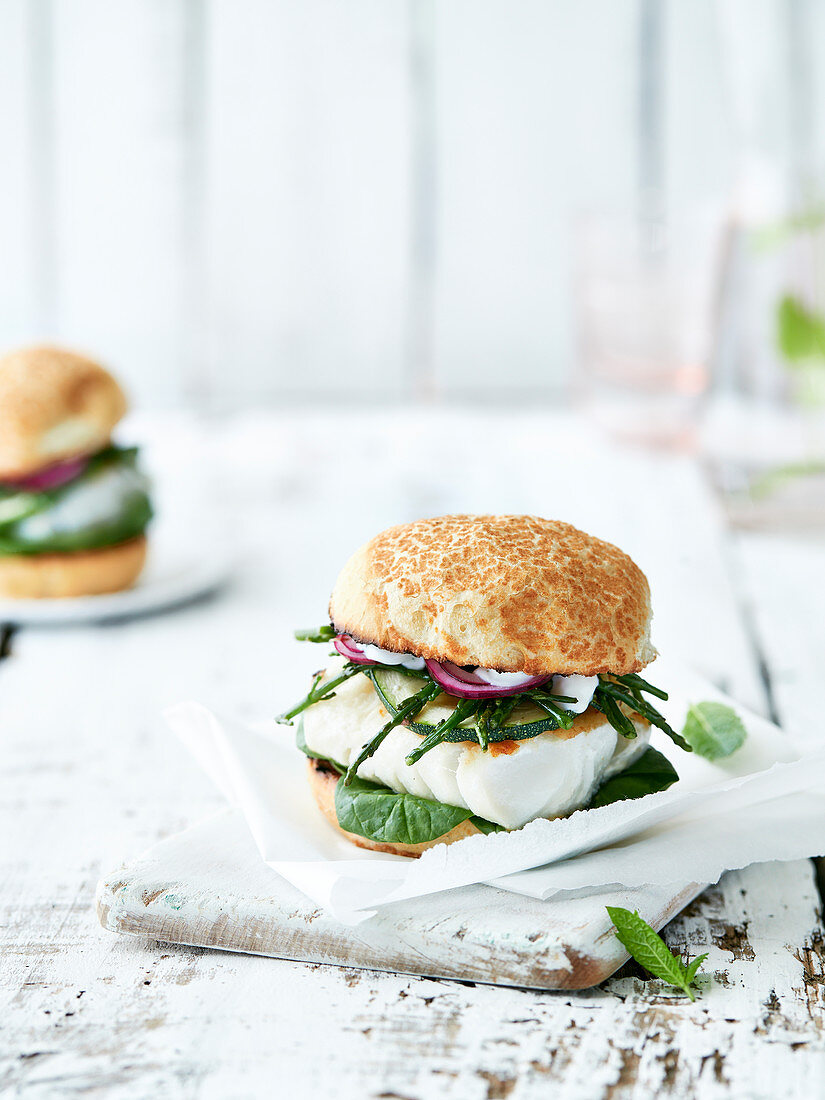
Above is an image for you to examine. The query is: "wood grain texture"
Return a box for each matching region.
[96,808,704,991]
[1,410,823,1099]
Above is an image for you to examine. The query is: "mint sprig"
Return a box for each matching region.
[681,702,746,760]
[607,906,707,1000]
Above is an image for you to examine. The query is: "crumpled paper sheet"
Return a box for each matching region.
[166,656,825,924]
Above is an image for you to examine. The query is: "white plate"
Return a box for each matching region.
[0,539,230,625]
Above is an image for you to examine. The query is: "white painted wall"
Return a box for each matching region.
[0,0,820,408]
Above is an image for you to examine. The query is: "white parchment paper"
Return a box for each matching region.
[166,657,825,924]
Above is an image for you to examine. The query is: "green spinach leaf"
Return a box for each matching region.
[335,775,477,844]
[589,747,679,808]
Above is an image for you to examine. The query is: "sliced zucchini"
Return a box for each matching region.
[369,667,564,744]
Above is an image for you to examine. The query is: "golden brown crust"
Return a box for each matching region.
[307,758,482,858]
[0,536,147,598]
[330,514,656,676]
[0,345,128,477]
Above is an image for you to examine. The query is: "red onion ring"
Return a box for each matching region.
[333,634,377,665]
[334,635,551,699]
[2,455,90,493]
[425,659,550,699]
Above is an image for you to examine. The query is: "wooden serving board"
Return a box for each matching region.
[97,808,703,990]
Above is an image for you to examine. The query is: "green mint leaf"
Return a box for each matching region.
[681,702,746,760]
[294,625,337,643]
[335,775,473,844]
[777,294,825,364]
[606,907,698,999]
[589,747,679,808]
[684,953,708,986]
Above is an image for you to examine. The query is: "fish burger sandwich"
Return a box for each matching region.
[279,514,690,857]
[0,345,153,598]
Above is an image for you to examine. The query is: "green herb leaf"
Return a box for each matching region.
[589,748,679,808]
[335,775,474,844]
[606,906,704,1000]
[294,625,337,643]
[777,294,825,363]
[681,701,747,760]
[684,953,708,986]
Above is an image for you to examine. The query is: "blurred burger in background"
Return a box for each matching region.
[0,345,152,598]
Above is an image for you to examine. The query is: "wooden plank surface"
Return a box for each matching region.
[96,809,704,991]
[1,410,824,1098]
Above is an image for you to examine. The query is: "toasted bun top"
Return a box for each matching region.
[329,514,656,676]
[0,345,128,477]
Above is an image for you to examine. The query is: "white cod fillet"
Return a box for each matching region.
[301,658,651,830]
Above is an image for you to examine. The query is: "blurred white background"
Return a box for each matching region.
[1,0,825,412]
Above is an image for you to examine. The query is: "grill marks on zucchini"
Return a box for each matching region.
[370,667,578,766]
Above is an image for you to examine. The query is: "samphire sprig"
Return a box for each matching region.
[593,673,692,753]
[277,661,368,723]
[281,624,684,771]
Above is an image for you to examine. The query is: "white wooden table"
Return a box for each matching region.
[2,409,824,1099]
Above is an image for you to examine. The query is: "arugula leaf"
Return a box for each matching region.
[294,625,336,643]
[335,775,475,844]
[606,906,706,1000]
[589,747,678,808]
[295,720,344,774]
[681,702,746,760]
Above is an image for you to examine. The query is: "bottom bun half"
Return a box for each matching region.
[307,757,484,858]
[0,535,148,598]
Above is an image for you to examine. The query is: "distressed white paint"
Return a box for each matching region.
[1,409,824,1098]
[97,809,703,990]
